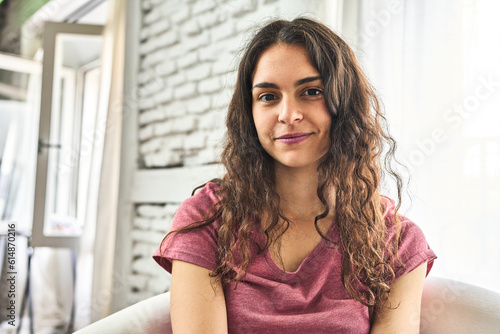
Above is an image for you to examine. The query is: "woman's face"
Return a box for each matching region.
[251,43,331,170]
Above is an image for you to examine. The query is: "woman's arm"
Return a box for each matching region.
[170,259,228,333]
[370,262,427,334]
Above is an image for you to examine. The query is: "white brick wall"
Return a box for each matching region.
[129,0,321,304]
[128,202,178,304]
[137,0,282,169]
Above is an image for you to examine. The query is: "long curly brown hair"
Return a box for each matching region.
[165,17,405,316]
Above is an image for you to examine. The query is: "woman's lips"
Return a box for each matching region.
[275,132,312,145]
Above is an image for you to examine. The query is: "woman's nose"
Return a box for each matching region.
[278,96,303,124]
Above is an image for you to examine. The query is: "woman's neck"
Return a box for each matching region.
[274,162,334,222]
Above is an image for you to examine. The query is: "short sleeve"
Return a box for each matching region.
[382,196,437,279]
[152,182,221,273]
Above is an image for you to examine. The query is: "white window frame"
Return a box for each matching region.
[32,21,103,248]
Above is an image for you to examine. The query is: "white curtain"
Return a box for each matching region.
[74,0,126,329]
[349,0,500,292]
[84,0,126,325]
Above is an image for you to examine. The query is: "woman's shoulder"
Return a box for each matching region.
[173,181,222,227]
[380,195,437,277]
[380,195,431,249]
[381,195,410,225]
[380,195,424,237]
[182,181,221,207]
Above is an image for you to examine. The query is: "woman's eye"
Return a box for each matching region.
[303,88,322,96]
[259,94,277,102]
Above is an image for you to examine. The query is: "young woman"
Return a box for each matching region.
[154,17,436,333]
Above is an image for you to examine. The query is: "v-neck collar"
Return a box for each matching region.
[257,219,339,280]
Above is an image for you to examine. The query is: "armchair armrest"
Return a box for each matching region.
[420,276,500,334]
[73,292,172,334]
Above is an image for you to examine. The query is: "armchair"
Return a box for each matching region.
[74,276,500,333]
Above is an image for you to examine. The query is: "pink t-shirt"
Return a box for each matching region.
[153,182,436,333]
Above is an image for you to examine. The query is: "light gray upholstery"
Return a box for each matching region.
[74,292,172,334]
[75,277,500,333]
[420,277,500,333]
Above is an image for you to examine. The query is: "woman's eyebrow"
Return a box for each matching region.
[252,76,322,90]
[252,82,279,90]
[294,76,322,87]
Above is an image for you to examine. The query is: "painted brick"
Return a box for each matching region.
[171,116,197,133]
[224,34,245,54]
[164,134,184,150]
[163,204,179,217]
[131,229,165,245]
[198,42,225,62]
[177,51,198,69]
[139,39,156,56]
[184,132,207,150]
[231,0,258,17]
[163,101,187,118]
[138,124,154,142]
[187,95,211,114]
[184,30,210,52]
[198,76,222,94]
[138,70,153,85]
[139,137,163,155]
[132,242,156,259]
[213,107,228,128]
[149,19,170,36]
[198,110,217,130]
[183,18,201,35]
[138,97,155,111]
[184,146,219,165]
[150,0,165,6]
[133,217,152,230]
[197,10,218,29]
[142,0,153,11]
[138,70,164,90]
[128,274,149,290]
[139,109,164,125]
[186,63,211,82]
[165,43,186,59]
[144,8,161,25]
[171,6,190,24]
[132,243,152,258]
[223,70,238,88]
[235,11,260,33]
[148,276,171,294]
[192,0,217,15]
[142,48,165,67]
[207,129,225,147]
[140,27,150,41]
[211,87,233,109]
[144,150,182,167]
[166,71,186,87]
[156,61,177,76]
[158,0,181,18]
[196,146,222,164]
[154,120,172,136]
[131,257,165,275]
[174,82,197,99]
[212,54,237,75]
[157,30,179,49]
[154,87,174,105]
[139,79,165,98]
[150,218,172,233]
[137,204,165,218]
[211,20,235,42]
